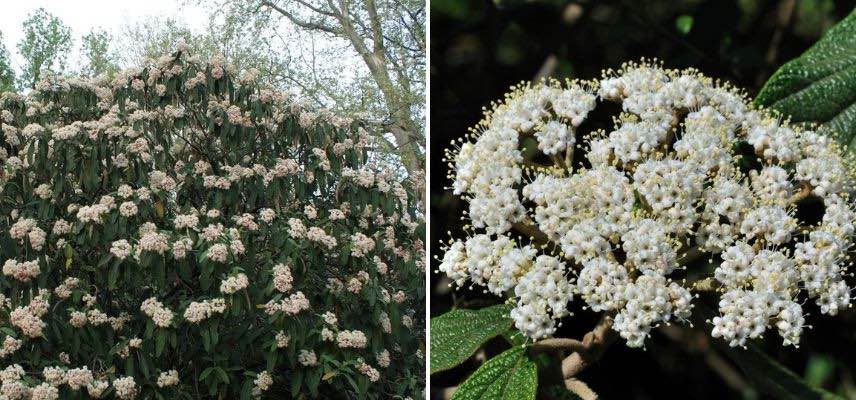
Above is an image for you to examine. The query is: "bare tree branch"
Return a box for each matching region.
[260,0,341,34]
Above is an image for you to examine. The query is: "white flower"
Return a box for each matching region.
[119,201,138,217]
[111,240,133,260]
[220,273,249,294]
[298,349,317,366]
[441,60,856,349]
[157,370,179,387]
[113,376,138,399]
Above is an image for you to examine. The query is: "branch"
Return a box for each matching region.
[561,314,617,381]
[400,6,425,52]
[511,221,550,245]
[566,378,598,400]
[292,0,336,17]
[530,337,586,353]
[677,245,704,265]
[260,0,341,35]
[789,185,812,204]
[526,315,617,399]
[365,0,384,54]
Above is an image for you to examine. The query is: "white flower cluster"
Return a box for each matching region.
[298,349,318,366]
[441,61,855,348]
[135,231,170,257]
[183,298,227,323]
[112,376,138,399]
[350,232,376,257]
[140,297,175,328]
[156,370,179,388]
[10,292,50,338]
[275,331,291,348]
[252,371,273,397]
[0,336,22,358]
[306,226,337,249]
[272,263,294,292]
[3,259,40,282]
[110,239,133,260]
[8,218,46,250]
[358,361,381,382]
[264,291,310,316]
[219,272,249,294]
[336,330,368,348]
[376,349,391,368]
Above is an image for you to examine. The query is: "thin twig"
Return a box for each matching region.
[677,245,703,265]
[659,325,751,394]
[512,221,550,245]
[756,0,798,86]
[789,185,812,204]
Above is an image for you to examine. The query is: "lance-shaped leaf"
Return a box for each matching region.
[755,10,856,147]
[451,346,538,400]
[717,343,843,400]
[430,303,513,374]
[697,304,843,400]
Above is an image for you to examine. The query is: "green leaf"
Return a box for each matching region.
[108,260,120,289]
[430,304,513,374]
[716,343,842,400]
[199,367,214,381]
[139,354,150,378]
[696,304,842,400]
[290,369,304,398]
[675,15,693,35]
[451,346,537,400]
[156,330,166,357]
[756,10,856,148]
[805,355,835,387]
[215,367,229,384]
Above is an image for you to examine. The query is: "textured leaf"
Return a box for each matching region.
[430,304,513,374]
[756,10,856,147]
[451,346,537,400]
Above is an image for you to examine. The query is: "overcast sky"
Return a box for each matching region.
[0,0,209,71]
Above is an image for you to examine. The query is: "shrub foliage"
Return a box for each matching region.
[0,44,425,399]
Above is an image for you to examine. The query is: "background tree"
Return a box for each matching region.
[0,31,14,92]
[114,17,215,66]
[113,16,292,88]
[4,2,424,180]
[16,8,73,89]
[79,28,119,78]
[191,0,426,178]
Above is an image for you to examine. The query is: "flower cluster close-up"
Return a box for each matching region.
[440,61,854,349]
[0,43,425,399]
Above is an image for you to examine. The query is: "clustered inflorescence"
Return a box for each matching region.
[440,61,855,348]
[0,40,424,399]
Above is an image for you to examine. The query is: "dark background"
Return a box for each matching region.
[429,0,856,399]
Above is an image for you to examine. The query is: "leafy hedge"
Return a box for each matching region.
[0,44,425,399]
